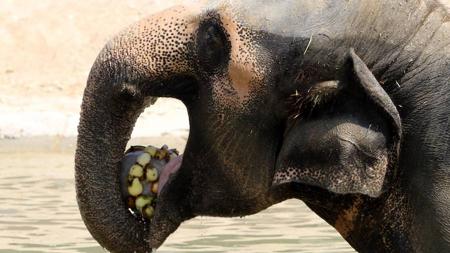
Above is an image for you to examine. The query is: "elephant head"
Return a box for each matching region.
[76,4,291,252]
[77,1,450,252]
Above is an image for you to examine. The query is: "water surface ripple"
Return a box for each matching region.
[0,153,355,253]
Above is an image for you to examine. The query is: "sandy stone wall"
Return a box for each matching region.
[0,0,198,138]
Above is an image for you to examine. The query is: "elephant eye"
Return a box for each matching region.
[197,20,231,73]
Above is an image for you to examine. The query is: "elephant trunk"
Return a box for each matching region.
[75,6,199,253]
[75,63,151,252]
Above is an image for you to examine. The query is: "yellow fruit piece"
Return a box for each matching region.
[155,149,168,160]
[144,206,155,218]
[135,196,152,212]
[151,182,159,194]
[128,178,143,197]
[137,152,151,166]
[146,167,159,182]
[144,146,157,157]
[129,164,143,178]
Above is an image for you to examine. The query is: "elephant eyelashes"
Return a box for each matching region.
[197,20,231,73]
[289,81,340,120]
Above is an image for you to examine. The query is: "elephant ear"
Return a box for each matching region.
[273,49,401,198]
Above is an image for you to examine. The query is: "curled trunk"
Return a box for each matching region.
[75,52,153,252]
[75,6,199,252]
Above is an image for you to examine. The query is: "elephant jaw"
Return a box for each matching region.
[123,150,186,249]
[148,155,190,249]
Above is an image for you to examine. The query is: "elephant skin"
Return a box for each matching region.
[75,1,450,252]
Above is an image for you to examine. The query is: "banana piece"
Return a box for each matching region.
[144,146,157,157]
[146,167,159,182]
[129,164,144,178]
[128,178,143,197]
[155,149,168,160]
[137,152,151,166]
[143,206,154,219]
[135,196,153,212]
[151,182,159,194]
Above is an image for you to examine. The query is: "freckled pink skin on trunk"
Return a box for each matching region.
[158,155,183,195]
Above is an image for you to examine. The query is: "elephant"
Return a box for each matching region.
[75,0,450,252]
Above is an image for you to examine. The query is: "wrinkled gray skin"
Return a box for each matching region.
[75,1,450,252]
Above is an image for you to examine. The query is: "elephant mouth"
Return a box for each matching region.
[119,144,187,248]
[157,155,183,195]
[120,146,184,210]
[146,153,192,250]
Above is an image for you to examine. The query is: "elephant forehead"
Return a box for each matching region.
[106,5,202,77]
[208,0,342,37]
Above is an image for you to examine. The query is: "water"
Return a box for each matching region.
[0,152,355,253]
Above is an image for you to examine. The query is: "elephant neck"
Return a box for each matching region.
[291,184,415,253]
[381,14,450,251]
[295,0,448,83]
[274,1,450,252]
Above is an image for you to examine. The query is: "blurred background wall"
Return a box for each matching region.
[0,0,198,143]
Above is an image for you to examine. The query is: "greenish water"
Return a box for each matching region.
[0,152,355,253]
